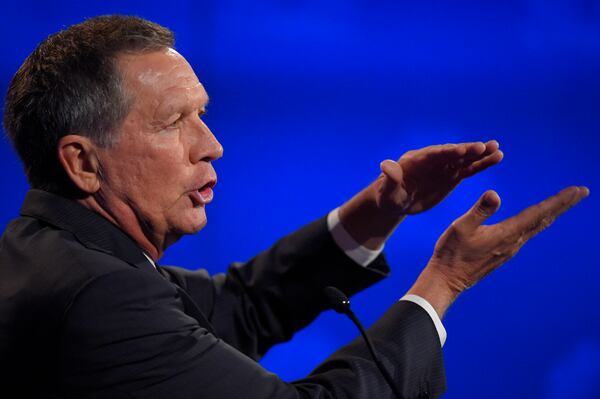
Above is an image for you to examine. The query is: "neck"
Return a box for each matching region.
[76,195,164,261]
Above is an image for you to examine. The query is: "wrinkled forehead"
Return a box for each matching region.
[117,48,208,108]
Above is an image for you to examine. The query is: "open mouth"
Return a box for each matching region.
[190,180,216,207]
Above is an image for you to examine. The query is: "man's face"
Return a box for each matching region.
[96,48,223,247]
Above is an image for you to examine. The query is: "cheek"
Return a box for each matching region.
[101,132,193,203]
[100,153,157,198]
[150,130,189,165]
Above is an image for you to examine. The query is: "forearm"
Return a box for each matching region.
[303,300,447,398]
[406,266,461,320]
[209,216,390,359]
[338,180,406,250]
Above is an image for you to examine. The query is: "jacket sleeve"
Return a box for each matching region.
[161,216,390,360]
[59,268,446,399]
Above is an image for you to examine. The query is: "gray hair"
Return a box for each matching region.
[3,15,174,195]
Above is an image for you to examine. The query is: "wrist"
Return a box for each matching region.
[338,182,406,250]
[406,265,461,319]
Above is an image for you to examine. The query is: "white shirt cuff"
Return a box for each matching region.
[327,208,447,347]
[400,294,447,347]
[326,207,384,267]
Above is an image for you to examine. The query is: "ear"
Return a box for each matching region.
[57,135,101,194]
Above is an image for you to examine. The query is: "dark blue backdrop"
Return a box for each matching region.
[1,1,599,398]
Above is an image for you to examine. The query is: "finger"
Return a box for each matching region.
[421,142,486,170]
[416,142,479,158]
[436,142,487,179]
[410,142,492,175]
[434,142,485,159]
[483,140,500,156]
[459,140,500,168]
[462,141,488,162]
[460,150,504,178]
[454,190,502,231]
[380,159,403,182]
[379,159,404,196]
[503,186,590,239]
[409,143,461,162]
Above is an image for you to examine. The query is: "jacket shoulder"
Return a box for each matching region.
[0,216,142,346]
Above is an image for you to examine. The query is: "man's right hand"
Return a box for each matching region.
[407,186,589,318]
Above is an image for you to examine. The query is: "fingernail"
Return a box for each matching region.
[481,195,492,207]
[581,186,590,197]
[380,159,394,172]
[481,191,499,207]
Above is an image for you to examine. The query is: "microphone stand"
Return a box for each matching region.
[324,286,403,399]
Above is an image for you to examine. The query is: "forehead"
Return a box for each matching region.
[117,48,208,108]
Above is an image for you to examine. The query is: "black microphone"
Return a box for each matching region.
[323,286,403,399]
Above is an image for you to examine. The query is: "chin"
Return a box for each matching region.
[190,219,207,233]
[179,209,208,234]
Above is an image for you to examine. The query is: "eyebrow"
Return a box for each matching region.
[154,90,210,120]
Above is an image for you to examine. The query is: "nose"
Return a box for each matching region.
[191,118,223,163]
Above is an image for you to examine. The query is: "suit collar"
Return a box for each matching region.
[20,189,154,271]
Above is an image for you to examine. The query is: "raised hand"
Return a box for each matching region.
[376,141,503,215]
[408,186,590,317]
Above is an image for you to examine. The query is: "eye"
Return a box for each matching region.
[166,114,183,129]
[198,109,207,119]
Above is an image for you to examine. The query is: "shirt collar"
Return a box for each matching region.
[142,252,157,269]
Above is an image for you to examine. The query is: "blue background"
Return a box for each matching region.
[1,1,599,398]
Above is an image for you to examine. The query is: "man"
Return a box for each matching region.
[0,15,588,399]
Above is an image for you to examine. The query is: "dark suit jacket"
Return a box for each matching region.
[0,190,446,398]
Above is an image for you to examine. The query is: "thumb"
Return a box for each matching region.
[379,159,403,191]
[456,190,501,230]
[378,160,405,203]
